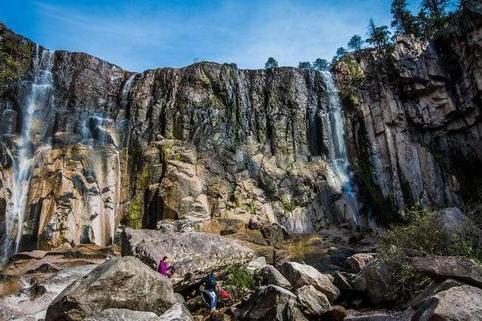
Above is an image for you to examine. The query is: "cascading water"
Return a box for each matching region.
[1,45,55,262]
[320,71,360,225]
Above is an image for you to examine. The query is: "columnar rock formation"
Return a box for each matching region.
[334,3,482,222]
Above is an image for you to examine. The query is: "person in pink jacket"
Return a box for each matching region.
[158,256,173,278]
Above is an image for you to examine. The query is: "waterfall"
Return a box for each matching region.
[320,71,360,226]
[1,45,55,261]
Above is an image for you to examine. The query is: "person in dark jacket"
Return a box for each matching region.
[200,273,218,311]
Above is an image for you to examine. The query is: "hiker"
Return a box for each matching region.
[200,273,218,311]
[158,256,173,278]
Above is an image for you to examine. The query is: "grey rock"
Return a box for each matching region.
[352,260,392,304]
[45,256,177,321]
[296,285,331,316]
[277,261,340,302]
[121,228,255,289]
[413,285,482,321]
[260,265,293,290]
[410,256,482,288]
[237,285,308,321]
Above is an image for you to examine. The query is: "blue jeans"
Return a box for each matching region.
[205,290,217,310]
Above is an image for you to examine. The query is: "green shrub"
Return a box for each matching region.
[222,264,262,302]
[380,203,481,303]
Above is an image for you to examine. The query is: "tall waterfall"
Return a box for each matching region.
[320,71,360,225]
[1,46,55,262]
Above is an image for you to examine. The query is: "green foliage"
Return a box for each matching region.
[366,18,391,49]
[124,166,150,229]
[335,47,348,58]
[347,34,363,51]
[334,56,364,110]
[281,195,297,213]
[391,0,421,37]
[222,265,262,301]
[380,203,482,302]
[298,61,312,69]
[224,62,238,69]
[265,57,279,69]
[313,58,330,71]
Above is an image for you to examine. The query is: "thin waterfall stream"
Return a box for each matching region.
[320,71,360,226]
[1,46,55,262]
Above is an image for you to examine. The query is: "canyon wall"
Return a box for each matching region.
[0,23,359,259]
[334,2,482,223]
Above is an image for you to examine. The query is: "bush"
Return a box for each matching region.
[222,264,262,302]
[379,203,481,303]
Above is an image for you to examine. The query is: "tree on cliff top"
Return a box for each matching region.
[366,18,391,49]
[298,61,312,69]
[313,58,330,71]
[265,57,278,69]
[348,35,363,52]
[391,0,421,37]
[420,0,451,36]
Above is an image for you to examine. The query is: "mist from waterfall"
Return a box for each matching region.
[320,71,360,226]
[1,46,55,263]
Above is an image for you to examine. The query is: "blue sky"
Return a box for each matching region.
[0,0,421,71]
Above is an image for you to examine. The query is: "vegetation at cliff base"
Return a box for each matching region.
[379,203,481,302]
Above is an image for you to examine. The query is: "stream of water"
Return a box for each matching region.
[320,71,360,226]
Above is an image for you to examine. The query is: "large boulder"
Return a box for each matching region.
[237,285,308,321]
[413,285,482,321]
[260,265,293,290]
[437,208,482,246]
[296,285,331,316]
[85,304,193,321]
[45,256,177,321]
[121,228,254,288]
[352,260,392,304]
[277,262,340,302]
[410,256,482,287]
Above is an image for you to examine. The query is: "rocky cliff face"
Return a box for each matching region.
[0,22,360,260]
[334,3,482,223]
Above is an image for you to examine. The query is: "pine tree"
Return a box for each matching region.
[391,0,420,36]
[265,57,279,69]
[298,62,312,69]
[313,58,330,71]
[366,18,391,49]
[420,0,450,35]
[348,35,363,51]
[336,47,348,58]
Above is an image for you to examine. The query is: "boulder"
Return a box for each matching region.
[413,285,482,321]
[260,224,289,248]
[296,285,331,316]
[320,306,347,321]
[45,256,177,321]
[410,256,482,287]
[157,303,193,321]
[260,265,293,290]
[344,310,413,321]
[346,253,376,273]
[332,271,355,290]
[437,208,482,246]
[85,304,193,321]
[352,260,392,304]
[121,228,254,289]
[278,262,340,302]
[237,285,308,321]
[85,309,161,321]
[247,257,267,272]
[411,279,463,309]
